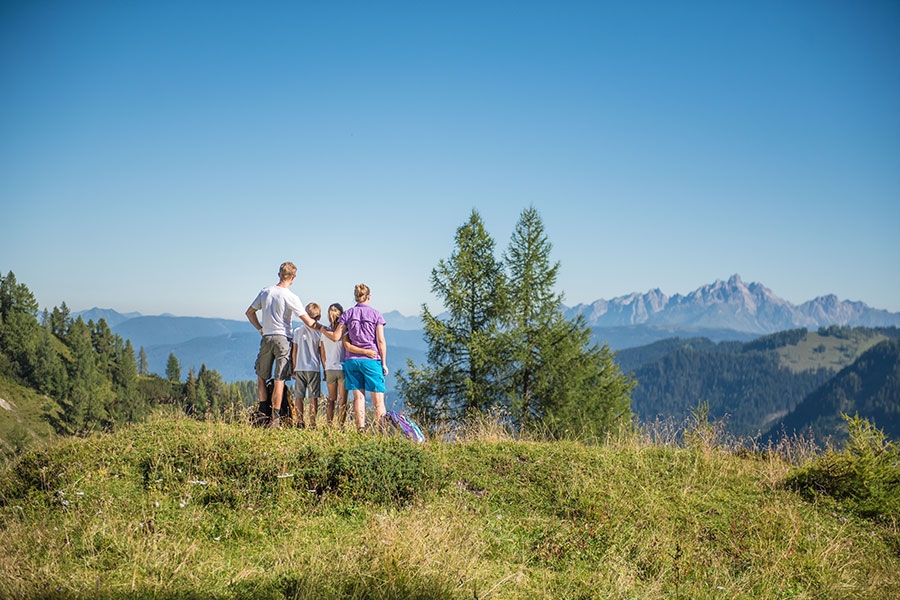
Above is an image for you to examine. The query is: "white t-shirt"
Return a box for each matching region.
[292,324,322,372]
[321,327,344,371]
[250,285,306,337]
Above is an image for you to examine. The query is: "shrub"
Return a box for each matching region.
[320,437,437,504]
[785,414,900,522]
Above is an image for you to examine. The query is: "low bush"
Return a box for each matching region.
[785,414,900,522]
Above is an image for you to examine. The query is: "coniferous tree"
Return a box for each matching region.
[500,205,563,427]
[47,302,71,337]
[399,209,634,436]
[90,319,116,379]
[64,318,114,432]
[138,346,149,376]
[501,206,634,436]
[166,353,181,383]
[0,271,41,383]
[33,326,69,401]
[197,365,226,417]
[109,338,145,423]
[398,210,508,423]
[184,366,197,415]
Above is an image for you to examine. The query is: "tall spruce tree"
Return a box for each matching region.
[138,346,149,376]
[64,318,114,432]
[0,271,41,383]
[166,353,181,383]
[501,205,565,427]
[398,209,508,423]
[501,206,634,437]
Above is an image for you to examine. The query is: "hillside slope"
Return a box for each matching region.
[0,415,897,599]
[623,328,899,440]
[765,339,900,444]
[0,375,61,461]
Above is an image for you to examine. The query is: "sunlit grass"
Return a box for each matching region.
[0,409,897,599]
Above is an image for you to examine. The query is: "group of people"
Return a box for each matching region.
[245,261,388,431]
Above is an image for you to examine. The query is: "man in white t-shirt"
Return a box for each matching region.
[245,261,324,428]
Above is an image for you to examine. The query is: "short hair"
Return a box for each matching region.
[354,283,370,303]
[305,302,321,320]
[279,262,297,281]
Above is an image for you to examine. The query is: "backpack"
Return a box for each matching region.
[384,410,426,443]
[252,379,293,426]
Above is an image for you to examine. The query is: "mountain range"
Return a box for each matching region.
[564,274,900,334]
[72,275,900,389]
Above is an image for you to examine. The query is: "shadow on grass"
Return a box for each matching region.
[14,573,459,600]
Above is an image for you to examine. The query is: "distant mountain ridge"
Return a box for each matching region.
[70,274,899,385]
[564,274,900,334]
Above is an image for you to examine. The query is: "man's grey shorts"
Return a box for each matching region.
[255,335,292,381]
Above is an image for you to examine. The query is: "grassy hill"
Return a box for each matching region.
[772,328,894,374]
[1,412,898,599]
[0,376,61,461]
[767,339,900,444]
[619,327,900,440]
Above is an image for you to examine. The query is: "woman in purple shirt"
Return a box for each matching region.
[322,283,387,431]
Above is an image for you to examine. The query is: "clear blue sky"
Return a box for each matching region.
[2,1,899,319]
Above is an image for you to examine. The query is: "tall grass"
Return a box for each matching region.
[0,409,897,599]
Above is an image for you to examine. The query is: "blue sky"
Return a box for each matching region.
[2,1,899,320]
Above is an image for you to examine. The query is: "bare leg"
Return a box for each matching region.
[272,379,285,412]
[353,389,366,429]
[326,381,336,425]
[293,394,305,427]
[371,391,386,429]
[309,396,319,429]
[336,380,348,427]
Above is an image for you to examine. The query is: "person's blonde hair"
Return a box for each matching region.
[279,262,297,281]
[305,302,321,321]
[328,303,344,330]
[354,283,370,303]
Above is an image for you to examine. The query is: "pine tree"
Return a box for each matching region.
[184,367,197,415]
[64,318,114,432]
[166,353,181,383]
[398,208,634,437]
[398,209,508,423]
[501,206,634,437]
[0,271,41,383]
[138,346,149,376]
[501,206,563,427]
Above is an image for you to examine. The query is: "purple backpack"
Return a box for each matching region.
[384,410,426,443]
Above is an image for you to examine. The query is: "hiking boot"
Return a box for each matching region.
[267,417,281,429]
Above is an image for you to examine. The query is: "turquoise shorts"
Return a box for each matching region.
[343,359,385,393]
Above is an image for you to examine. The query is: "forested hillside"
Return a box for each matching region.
[622,327,900,440]
[767,339,900,444]
[0,272,250,460]
[631,345,832,437]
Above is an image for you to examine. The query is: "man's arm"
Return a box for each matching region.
[376,324,388,375]
[294,311,329,336]
[245,306,263,334]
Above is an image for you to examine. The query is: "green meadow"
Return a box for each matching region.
[1,410,898,600]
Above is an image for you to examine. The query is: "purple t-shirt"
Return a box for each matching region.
[339,302,386,360]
